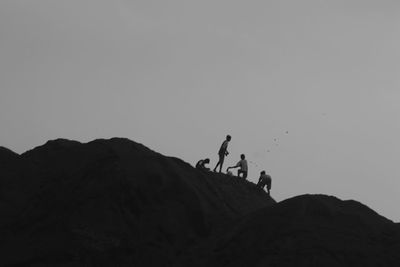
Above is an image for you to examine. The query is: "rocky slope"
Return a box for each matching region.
[0,138,273,266]
[179,194,400,267]
[1,138,399,266]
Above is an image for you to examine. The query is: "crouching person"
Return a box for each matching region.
[196,158,210,171]
[257,171,272,195]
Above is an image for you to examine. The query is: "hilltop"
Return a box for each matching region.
[0,138,273,266]
[0,138,399,267]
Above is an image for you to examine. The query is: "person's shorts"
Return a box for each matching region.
[238,170,248,179]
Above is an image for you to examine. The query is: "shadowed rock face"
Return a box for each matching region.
[0,138,273,266]
[1,138,400,267]
[0,147,19,163]
[180,195,400,267]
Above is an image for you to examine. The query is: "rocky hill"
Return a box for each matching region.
[179,194,400,267]
[0,138,274,266]
[1,138,399,267]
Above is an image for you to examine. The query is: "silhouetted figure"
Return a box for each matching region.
[213,135,231,173]
[227,154,248,179]
[257,171,272,195]
[196,158,210,171]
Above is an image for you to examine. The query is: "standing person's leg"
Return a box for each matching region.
[218,155,225,173]
[213,161,219,172]
[213,154,222,172]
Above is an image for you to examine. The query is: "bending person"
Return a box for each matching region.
[196,158,210,171]
[257,171,272,195]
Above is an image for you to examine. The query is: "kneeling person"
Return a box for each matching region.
[227,154,248,179]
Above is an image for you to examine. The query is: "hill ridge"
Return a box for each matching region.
[0,138,399,267]
[0,138,274,266]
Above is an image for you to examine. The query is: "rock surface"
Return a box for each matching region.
[1,138,399,266]
[0,138,273,266]
[179,194,400,267]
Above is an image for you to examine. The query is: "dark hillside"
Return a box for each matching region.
[1,138,400,267]
[0,138,273,266]
[0,147,19,164]
[181,194,400,267]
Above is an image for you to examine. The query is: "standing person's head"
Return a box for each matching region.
[240,154,245,160]
[226,135,231,141]
[261,170,266,175]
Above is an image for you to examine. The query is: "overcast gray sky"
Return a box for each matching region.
[1,0,399,221]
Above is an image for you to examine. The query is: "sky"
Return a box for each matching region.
[1,0,399,221]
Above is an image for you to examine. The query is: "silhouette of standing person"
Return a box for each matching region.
[213,135,231,173]
[227,154,248,179]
